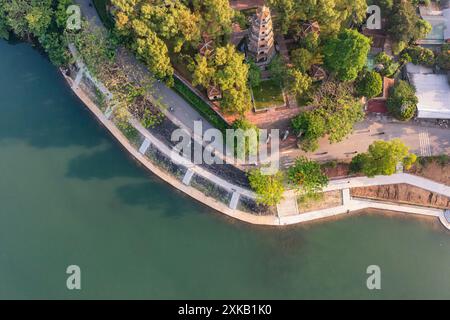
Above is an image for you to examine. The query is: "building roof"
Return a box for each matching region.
[409,71,450,119]
[419,7,450,44]
[444,9,450,40]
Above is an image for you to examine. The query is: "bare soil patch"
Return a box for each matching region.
[351,184,450,209]
[298,190,343,213]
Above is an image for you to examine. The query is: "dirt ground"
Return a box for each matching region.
[351,184,450,209]
[298,190,343,213]
[322,162,353,179]
[408,159,450,186]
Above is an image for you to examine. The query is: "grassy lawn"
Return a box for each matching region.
[92,0,115,29]
[173,77,229,133]
[252,79,285,110]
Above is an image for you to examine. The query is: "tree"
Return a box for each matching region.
[287,69,312,97]
[291,48,314,73]
[291,110,326,152]
[132,19,174,83]
[192,0,234,39]
[323,29,371,81]
[387,0,432,44]
[387,80,418,121]
[292,81,364,151]
[0,0,9,39]
[405,46,435,67]
[268,0,367,35]
[288,157,328,197]
[248,169,285,206]
[191,54,214,87]
[3,0,52,38]
[350,139,417,177]
[268,55,287,86]
[39,32,69,66]
[374,52,399,77]
[437,44,450,70]
[232,118,259,156]
[191,44,251,115]
[356,70,383,98]
[247,59,261,87]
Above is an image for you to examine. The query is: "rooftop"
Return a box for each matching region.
[407,63,450,119]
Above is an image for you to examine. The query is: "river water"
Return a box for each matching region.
[1,40,450,299]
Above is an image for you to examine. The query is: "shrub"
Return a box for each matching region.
[248,170,285,207]
[387,80,418,121]
[356,70,383,98]
[405,46,435,67]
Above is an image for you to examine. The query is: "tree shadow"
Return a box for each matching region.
[0,40,105,149]
[115,180,196,219]
[65,144,144,180]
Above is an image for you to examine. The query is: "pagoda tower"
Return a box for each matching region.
[247,5,276,68]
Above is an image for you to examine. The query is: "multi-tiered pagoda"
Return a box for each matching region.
[247,5,276,68]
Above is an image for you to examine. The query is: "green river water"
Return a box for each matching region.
[1,40,450,299]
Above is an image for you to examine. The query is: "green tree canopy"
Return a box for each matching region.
[351,139,417,177]
[287,68,312,98]
[292,81,364,151]
[356,70,383,98]
[191,44,251,115]
[387,80,418,121]
[268,0,367,35]
[386,0,432,45]
[248,170,285,206]
[437,44,450,70]
[231,118,260,156]
[323,29,371,81]
[288,157,328,196]
[405,46,435,67]
[192,0,234,39]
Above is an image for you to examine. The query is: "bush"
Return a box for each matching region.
[356,70,383,98]
[349,153,368,174]
[405,46,435,67]
[288,157,329,196]
[387,80,418,121]
[231,118,260,157]
[351,139,416,177]
[437,44,450,70]
[248,170,285,207]
[375,52,399,77]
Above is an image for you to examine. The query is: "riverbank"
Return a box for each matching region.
[62,54,450,230]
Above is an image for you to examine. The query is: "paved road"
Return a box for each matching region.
[280,118,450,167]
[75,0,214,137]
[77,0,450,170]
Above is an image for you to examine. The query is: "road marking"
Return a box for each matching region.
[419,130,432,157]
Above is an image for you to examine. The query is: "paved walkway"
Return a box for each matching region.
[280,118,450,166]
[71,0,450,231]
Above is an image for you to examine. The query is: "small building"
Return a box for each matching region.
[198,33,215,57]
[247,5,276,68]
[407,63,450,119]
[207,85,222,101]
[309,64,327,81]
[297,21,320,39]
[417,6,450,47]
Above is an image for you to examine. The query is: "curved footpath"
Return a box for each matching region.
[62,54,450,229]
[67,0,450,229]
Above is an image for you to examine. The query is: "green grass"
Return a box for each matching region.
[252,79,285,110]
[92,0,115,29]
[173,77,229,132]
